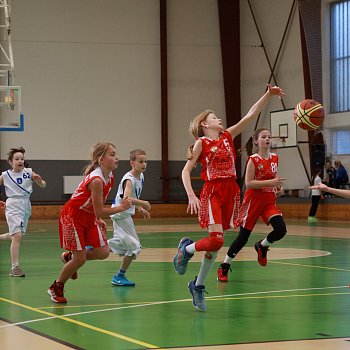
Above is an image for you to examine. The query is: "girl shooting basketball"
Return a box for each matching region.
[173,85,285,311]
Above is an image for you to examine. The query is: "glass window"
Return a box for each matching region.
[332,129,350,154]
[330,0,350,113]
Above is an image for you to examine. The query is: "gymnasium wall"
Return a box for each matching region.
[0,0,331,203]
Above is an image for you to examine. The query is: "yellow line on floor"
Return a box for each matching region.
[0,296,159,349]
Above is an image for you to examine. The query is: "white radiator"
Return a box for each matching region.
[63,176,84,194]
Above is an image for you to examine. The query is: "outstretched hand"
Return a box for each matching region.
[267,84,285,98]
[309,183,328,191]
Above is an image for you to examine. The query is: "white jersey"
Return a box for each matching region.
[111,171,144,220]
[311,175,322,196]
[1,168,33,198]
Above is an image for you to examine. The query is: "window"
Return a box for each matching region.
[332,129,350,154]
[330,0,350,113]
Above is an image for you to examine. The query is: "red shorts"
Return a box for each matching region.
[236,189,281,231]
[199,178,240,231]
[59,204,107,251]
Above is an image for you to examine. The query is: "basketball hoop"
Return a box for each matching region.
[271,136,287,149]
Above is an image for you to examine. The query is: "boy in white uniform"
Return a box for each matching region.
[108,149,151,286]
[0,147,46,277]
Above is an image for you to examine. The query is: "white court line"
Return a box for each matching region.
[0,285,348,329]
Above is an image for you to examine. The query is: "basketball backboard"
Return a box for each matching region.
[270,109,296,148]
[0,86,24,131]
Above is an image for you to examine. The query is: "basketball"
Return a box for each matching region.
[294,99,325,130]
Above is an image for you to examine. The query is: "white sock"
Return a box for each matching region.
[185,242,196,255]
[196,252,218,286]
[223,254,234,265]
[261,238,271,247]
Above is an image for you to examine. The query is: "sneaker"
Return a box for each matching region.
[61,252,78,280]
[9,266,25,277]
[173,237,194,275]
[111,275,135,286]
[308,216,318,222]
[217,263,231,282]
[188,277,207,311]
[254,240,269,266]
[47,281,67,303]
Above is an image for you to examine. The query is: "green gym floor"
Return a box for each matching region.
[0,218,350,350]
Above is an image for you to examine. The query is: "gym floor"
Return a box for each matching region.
[0,218,350,350]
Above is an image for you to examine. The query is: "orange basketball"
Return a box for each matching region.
[294,99,325,130]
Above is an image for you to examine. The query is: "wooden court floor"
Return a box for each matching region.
[1,217,350,349]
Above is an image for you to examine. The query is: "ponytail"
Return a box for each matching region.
[83,141,116,176]
[238,137,254,156]
[240,128,270,157]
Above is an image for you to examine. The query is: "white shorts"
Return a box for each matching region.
[108,216,141,258]
[5,197,31,235]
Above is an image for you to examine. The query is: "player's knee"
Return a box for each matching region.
[269,216,287,242]
[94,245,110,260]
[207,236,224,251]
[100,247,111,260]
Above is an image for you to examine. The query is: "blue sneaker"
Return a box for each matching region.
[173,237,194,275]
[111,275,135,286]
[188,277,207,311]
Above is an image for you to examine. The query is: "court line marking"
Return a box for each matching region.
[270,260,350,272]
[210,291,350,302]
[0,297,159,349]
[0,285,348,329]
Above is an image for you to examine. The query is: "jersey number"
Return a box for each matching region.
[270,162,278,173]
[16,173,31,184]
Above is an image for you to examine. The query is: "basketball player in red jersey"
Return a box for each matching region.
[174,85,285,311]
[48,142,132,303]
[217,128,287,282]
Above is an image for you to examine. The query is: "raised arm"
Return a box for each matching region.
[227,85,285,138]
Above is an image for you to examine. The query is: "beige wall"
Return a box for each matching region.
[1,0,347,194]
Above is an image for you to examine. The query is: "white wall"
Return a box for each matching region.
[167,0,225,160]
[3,0,161,160]
[1,0,337,192]
[1,0,226,163]
[240,0,311,190]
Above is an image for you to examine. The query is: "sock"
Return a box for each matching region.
[117,269,126,277]
[223,254,235,265]
[185,242,196,255]
[196,252,218,286]
[261,238,271,247]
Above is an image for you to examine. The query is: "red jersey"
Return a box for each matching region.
[236,152,281,230]
[249,152,278,193]
[198,130,236,181]
[67,167,114,213]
